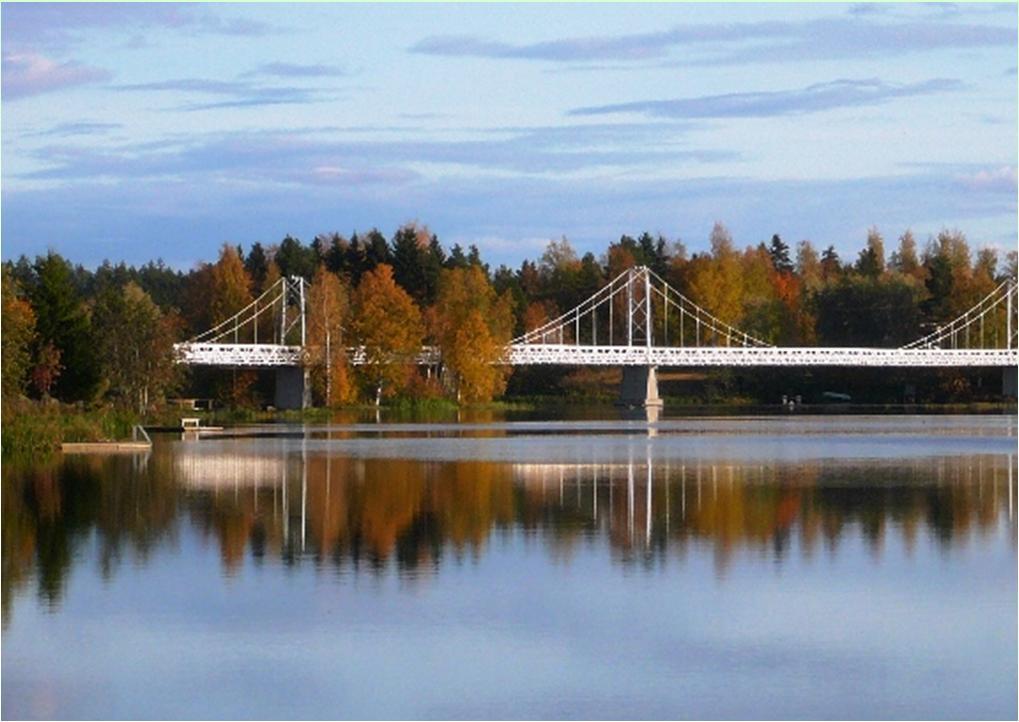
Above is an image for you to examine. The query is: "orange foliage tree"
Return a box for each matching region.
[209,244,256,406]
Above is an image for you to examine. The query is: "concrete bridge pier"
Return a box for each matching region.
[618,366,664,408]
[275,367,311,410]
[1004,367,1018,399]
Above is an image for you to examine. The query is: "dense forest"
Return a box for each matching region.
[2,221,1016,413]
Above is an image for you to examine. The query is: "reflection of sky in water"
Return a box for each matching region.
[2,416,1016,719]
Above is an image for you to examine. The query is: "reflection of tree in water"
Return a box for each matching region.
[185,456,517,573]
[3,447,1015,622]
[162,450,1019,573]
[2,452,179,626]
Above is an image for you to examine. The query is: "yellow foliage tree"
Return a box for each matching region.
[434,265,513,402]
[306,265,353,406]
[351,264,424,404]
[686,222,743,327]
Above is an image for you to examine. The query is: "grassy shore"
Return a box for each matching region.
[1,399,141,457]
[0,396,538,457]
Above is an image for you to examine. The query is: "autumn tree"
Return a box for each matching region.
[796,240,822,292]
[1,266,36,400]
[521,301,554,337]
[922,229,974,319]
[740,244,784,343]
[793,240,821,343]
[434,265,514,402]
[350,264,424,404]
[445,311,509,402]
[209,244,256,406]
[686,222,743,326]
[306,265,353,406]
[209,243,254,333]
[889,229,922,281]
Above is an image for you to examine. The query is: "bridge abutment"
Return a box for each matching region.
[618,366,663,408]
[275,367,310,410]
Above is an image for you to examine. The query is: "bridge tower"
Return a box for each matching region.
[618,266,662,408]
[273,276,310,410]
[174,275,311,409]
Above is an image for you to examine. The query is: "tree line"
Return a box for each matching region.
[2,222,1016,410]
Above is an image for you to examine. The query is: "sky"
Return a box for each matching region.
[2,2,1016,270]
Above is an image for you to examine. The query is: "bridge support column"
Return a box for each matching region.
[618,366,663,408]
[1004,367,1017,400]
[275,367,310,410]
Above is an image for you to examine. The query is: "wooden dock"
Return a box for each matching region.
[61,425,153,454]
[61,441,152,454]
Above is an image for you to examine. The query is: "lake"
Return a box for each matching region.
[2,412,1016,719]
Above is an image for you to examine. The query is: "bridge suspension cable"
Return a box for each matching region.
[511,265,770,349]
[187,275,308,346]
[901,277,1017,351]
[173,265,1016,371]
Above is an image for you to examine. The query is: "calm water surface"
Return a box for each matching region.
[3,413,1016,719]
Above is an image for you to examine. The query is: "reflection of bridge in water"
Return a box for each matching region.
[174,438,1017,561]
[175,441,293,489]
[513,455,1017,548]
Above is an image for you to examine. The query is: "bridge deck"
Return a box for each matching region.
[175,342,1017,368]
[506,344,1018,367]
[174,343,305,367]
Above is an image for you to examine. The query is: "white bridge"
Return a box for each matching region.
[506,345,1015,367]
[175,342,305,367]
[173,267,1018,407]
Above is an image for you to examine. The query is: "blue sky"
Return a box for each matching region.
[2,2,1016,269]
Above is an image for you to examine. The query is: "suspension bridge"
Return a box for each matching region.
[173,266,1019,408]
